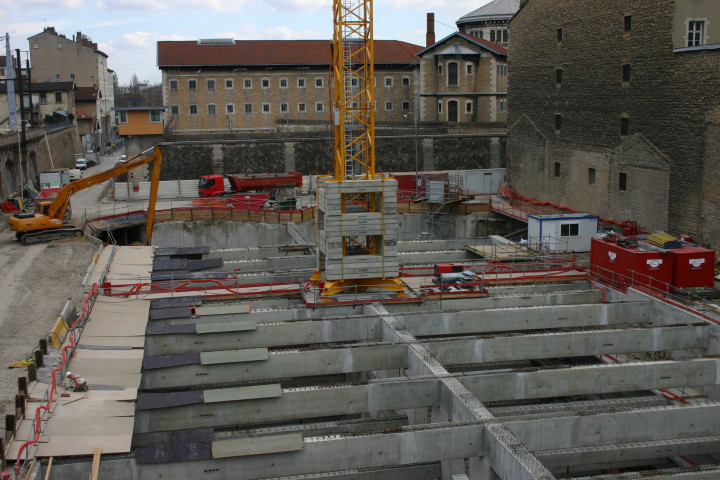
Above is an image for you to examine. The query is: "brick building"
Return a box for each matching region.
[417,32,507,124]
[507,0,720,243]
[157,39,423,134]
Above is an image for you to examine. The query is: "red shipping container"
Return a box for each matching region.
[393,172,417,201]
[590,238,673,292]
[671,246,716,289]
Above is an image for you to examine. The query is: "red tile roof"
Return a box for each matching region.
[157,40,423,68]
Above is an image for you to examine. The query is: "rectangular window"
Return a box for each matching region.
[402,100,410,110]
[189,104,198,115]
[351,78,359,87]
[208,104,216,115]
[402,77,410,86]
[624,15,632,32]
[226,104,234,114]
[352,101,359,108]
[385,101,392,111]
[170,80,178,90]
[262,78,270,88]
[262,103,270,113]
[588,168,596,185]
[560,223,580,237]
[56,42,62,49]
[118,111,128,123]
[619,172,627,191]
[298,103,306,112]
[315,102,324,112]
[491,30,496,43]
[466,101,473,113]
[171,105,179,115]
[438,102,442,113]
[621,116,629,135]
[554,161,561,177]
[226,79,234,89]
[280,78,288,88]
[55,73,60,81]
[448,62,458,86]
[243,79,252,89]
[244,103,253,114]
[70,73,75,80]
[315,77,324,87]
[557,28,563,42]
[556,68,562,84]
[622,63,631,82]
[555,114,562,131]
[280,103,288,113]
[438,64,443,76]
[503,29,508,43]
[207,79,215,90]
[385,77,393,87]
[688,20,704,46]
[466,64,473,75]
[55,91,62,103]
[0,68,4,76]
[188,79,197,90]
[150,110,162,122]
[39,92,47,104]
[298,78,306,88]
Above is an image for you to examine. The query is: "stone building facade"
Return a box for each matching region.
[157,40,423,134]
[28,27,116,148]
[456,0,520,48]
[417,33,508,124]
[508,0,720,243]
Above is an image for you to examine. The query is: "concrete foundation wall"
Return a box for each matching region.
[151,221,290,249]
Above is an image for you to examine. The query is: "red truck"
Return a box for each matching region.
[198,172,303,197]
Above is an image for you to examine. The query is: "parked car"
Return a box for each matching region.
[75,158,96,170]
[119,154,127,162]
[68,169,83,181]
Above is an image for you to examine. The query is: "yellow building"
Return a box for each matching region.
[112,106,167,155]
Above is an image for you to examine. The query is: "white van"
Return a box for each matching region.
[68,169,83,181]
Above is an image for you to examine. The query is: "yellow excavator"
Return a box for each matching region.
[9,145,163,245]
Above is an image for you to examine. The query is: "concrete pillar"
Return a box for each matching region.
[422,138,434,171]
[211,144,223,174]
[469,457,500,480]
[284,142,296,172]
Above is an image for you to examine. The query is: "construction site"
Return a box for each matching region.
[2,2,720,480]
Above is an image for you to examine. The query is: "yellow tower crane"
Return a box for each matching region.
[311,0,405,297]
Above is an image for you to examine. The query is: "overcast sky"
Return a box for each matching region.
[1,0,488,85]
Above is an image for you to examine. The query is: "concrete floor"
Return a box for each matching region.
[34,237,720,480]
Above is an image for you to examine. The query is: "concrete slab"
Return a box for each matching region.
[203,384,282,404]
[211,433,303,458]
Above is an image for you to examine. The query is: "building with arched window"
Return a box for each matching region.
[456,0,520,48]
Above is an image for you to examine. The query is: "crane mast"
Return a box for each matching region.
[311,0,404,297]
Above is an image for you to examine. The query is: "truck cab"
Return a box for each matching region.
[198,175,226,197]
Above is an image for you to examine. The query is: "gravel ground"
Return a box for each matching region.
[0,212,101,428]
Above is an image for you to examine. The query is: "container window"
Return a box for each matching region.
[560,223,579,237]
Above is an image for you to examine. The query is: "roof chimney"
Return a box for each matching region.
[426,13,435,47]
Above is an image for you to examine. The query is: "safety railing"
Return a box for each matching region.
[589,264,719,324]
[13,284,99,479]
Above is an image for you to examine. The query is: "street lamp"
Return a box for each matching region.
[403,111,419,195]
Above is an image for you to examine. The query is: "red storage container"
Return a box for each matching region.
[393,172,417,201]
[590,237,673,292]
[671,246,716,288]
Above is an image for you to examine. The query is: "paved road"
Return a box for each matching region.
[69,151,124,222]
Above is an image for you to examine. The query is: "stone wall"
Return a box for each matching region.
[508,0,720,241]
[0,125,80,196]
[156,132,505,180]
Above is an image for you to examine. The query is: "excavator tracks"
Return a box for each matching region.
[18,226,84,245]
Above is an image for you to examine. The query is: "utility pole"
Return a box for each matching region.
[5,33,17,130]
[26,58,34,127]
[15,49,27,152]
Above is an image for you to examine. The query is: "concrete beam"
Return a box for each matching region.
[460,359,720,404]
[136,424,484,479]
[505,403,720,452]
[141,344,407,389]
[400,301,651,337]
[572,466,720,480]
[145,316,382,355]
[426,325,708,365]
[538,435,720,468]
[134,378,441,433]
[490,395,669,419]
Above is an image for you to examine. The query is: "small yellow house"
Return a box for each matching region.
[112,106,167,156]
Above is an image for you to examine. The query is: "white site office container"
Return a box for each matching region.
[527,213,599,252]
[459,168,506,195]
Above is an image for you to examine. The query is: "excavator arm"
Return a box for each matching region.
[9,145,164,245]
